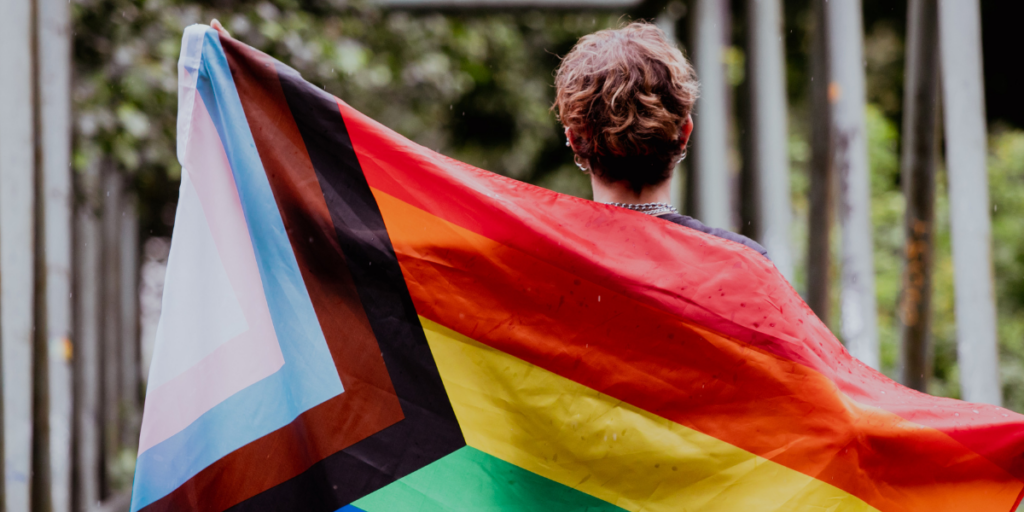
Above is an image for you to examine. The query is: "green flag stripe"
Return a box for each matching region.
[352,446,627,511]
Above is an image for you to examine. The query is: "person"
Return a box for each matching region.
[553,22,767,258]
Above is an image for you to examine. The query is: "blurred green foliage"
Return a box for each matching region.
[74,0,1024,410]
[73,0,611,237]
[864,104,904,379]
[856,119,1024,410]
[989,129,1024,409]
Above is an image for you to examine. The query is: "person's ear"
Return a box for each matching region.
[565,127,580,152]
[679,115,694,147]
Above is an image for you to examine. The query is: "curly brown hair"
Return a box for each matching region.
[553,22,699,194]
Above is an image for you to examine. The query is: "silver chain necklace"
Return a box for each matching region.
[606,202,678,216]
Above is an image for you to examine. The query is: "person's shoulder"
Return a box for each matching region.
[658,213,708,233]
[657,213,770,259]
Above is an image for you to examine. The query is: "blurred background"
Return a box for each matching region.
[3,0,1024,510]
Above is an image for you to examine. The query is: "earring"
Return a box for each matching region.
[574,154,590,173]
[566,139,571,147]
[675,151,687,165]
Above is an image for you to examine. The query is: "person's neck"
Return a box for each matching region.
[590,174,673,205]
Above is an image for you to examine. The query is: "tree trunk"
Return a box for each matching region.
[30,0,54,507]
[119,195,140,454]
[72,161,103,511]
[899,0,940,393]
[806,0,834,326]
[100,169,123,498]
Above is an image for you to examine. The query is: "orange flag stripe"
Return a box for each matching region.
[339,97,1024,491]
[371,187,1022,512]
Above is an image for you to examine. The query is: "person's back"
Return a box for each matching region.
[553,22,767,259]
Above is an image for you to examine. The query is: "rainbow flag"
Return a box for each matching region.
[132,24,1024,512]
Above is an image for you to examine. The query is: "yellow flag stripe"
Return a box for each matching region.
[421,316,878,512]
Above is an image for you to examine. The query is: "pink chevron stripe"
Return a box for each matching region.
[138,91,285,454]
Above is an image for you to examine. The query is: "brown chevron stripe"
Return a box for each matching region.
[142,34,462,512]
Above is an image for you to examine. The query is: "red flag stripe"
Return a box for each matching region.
[370,186,1021,512]
[337,98,1024,484]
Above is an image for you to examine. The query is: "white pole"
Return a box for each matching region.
[0,0,37,509]
[938,0,1001,405]
[689,0,732,229]
[745,0,792,281]
[39,0,73,506]
[657,3,687,211]
[824,0,879,369]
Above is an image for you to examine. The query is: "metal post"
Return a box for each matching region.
[0,0,37,509]
[899,0,940,392]
[745,0,792,280]
[824,0,879,369]
[658,3,688,212]
[938,0,1001,405]
[688,0,732,229]
[39,0,73,505]
[807,0,833,324]
[72,162,103,511]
